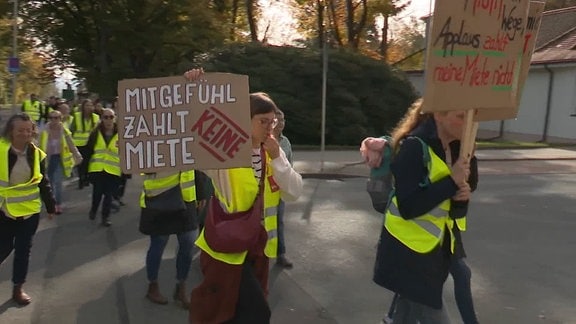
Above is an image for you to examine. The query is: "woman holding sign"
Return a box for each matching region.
[373,99,477,323]
[185,69,303,324]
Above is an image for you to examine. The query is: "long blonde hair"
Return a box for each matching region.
[390,99,432,150]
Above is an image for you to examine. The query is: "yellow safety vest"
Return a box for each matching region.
[22,100,43,121]
[88,132,120,176]
[62,116,73,130]
[39,129,75,177]
[0,140,45,217]
[384,147,461,254]
[140,171,196,207]
[195,154,281,265]
[72,112,99,146]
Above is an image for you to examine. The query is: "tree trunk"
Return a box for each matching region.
[230,0,240,41]
[379,14,389,61]
[246,0,258,42]
[328,0,343,47]
[317,0,325,49]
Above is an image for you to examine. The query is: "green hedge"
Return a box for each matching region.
[194,43,418,145]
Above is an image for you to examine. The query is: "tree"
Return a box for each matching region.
[194,43,418,145]
[0,3,52,104]
[20,0,228,98]
[369,0,410,61]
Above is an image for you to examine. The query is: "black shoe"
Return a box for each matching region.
[101,218,111,227]
[89,211,96,220]
[276,255,293,269]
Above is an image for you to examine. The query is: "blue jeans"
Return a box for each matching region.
[47,154,64,205]
[146,230,197,282]
[0,213,40,284]
[276,200,286,256]
[450,258,479,324]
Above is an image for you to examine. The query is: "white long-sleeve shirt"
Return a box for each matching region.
[204,148,303,212]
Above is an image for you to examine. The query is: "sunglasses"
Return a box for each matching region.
[102,115,115,120]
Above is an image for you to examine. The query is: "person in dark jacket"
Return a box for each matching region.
[83,109,120,226]
[373,99,475,323]
[0,113,56,305]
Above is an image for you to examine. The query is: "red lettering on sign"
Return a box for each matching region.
[191,106,250,162]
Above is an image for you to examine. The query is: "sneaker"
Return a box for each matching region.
[276,255,293,269]
[101,218,112,227]
[55,205,62,215]
[88,211,96,220]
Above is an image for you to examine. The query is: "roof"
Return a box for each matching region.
[532,6,576,64]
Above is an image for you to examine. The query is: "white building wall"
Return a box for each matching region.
[403,64,576,141]
[546,67,576,139]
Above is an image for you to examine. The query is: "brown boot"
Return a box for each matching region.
[146,282,168,305]
[13,284,31,306]
[173,282,190,309]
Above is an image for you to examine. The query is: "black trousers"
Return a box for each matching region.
[224,262,271,324]
[90,172,120,218]
[77,145,89,186]
[0,213,40,284]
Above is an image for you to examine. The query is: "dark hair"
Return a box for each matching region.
[1,113,33,140]
[249,92,277,118]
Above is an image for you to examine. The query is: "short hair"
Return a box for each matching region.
[1,113,33,139]
[249,92,278,118]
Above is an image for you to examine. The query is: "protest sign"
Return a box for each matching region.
[117,73,252,174]
[474,1,545,121]
[422,0,530,112]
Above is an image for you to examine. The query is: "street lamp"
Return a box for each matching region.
[9,0,19,114]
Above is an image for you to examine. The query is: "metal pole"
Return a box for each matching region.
[11,0,19,114]
[320,1,328,172]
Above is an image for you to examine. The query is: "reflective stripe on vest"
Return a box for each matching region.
[39,129,75,177]
[22,100,42,121]
[384,146,460,254]
[180,171,196,203]
[72,112,99,146]
[0,141,45,217]
[195,153,281,265]
[139,171,196,207]
[88,132,120,176]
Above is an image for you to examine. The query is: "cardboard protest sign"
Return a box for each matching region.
[422,0,530,112]
[474,1,545,121]
[117,73,252,174]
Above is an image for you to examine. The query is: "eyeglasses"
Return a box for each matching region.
[256,118,278,128]
[49,116,61,120]
[102,115,115,120]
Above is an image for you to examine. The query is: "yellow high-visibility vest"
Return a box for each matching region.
[384,146,461,254]
[88,132,120,176]
[0,140,45,217]
[22,100,43,121]
[72,112,99,146]
[140,171,196,207]
[195,153,281,265]
[39,129,75,177]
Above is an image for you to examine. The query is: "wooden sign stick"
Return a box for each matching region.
[460,109,478,162]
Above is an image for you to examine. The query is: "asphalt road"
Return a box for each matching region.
[1,159,576,324]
